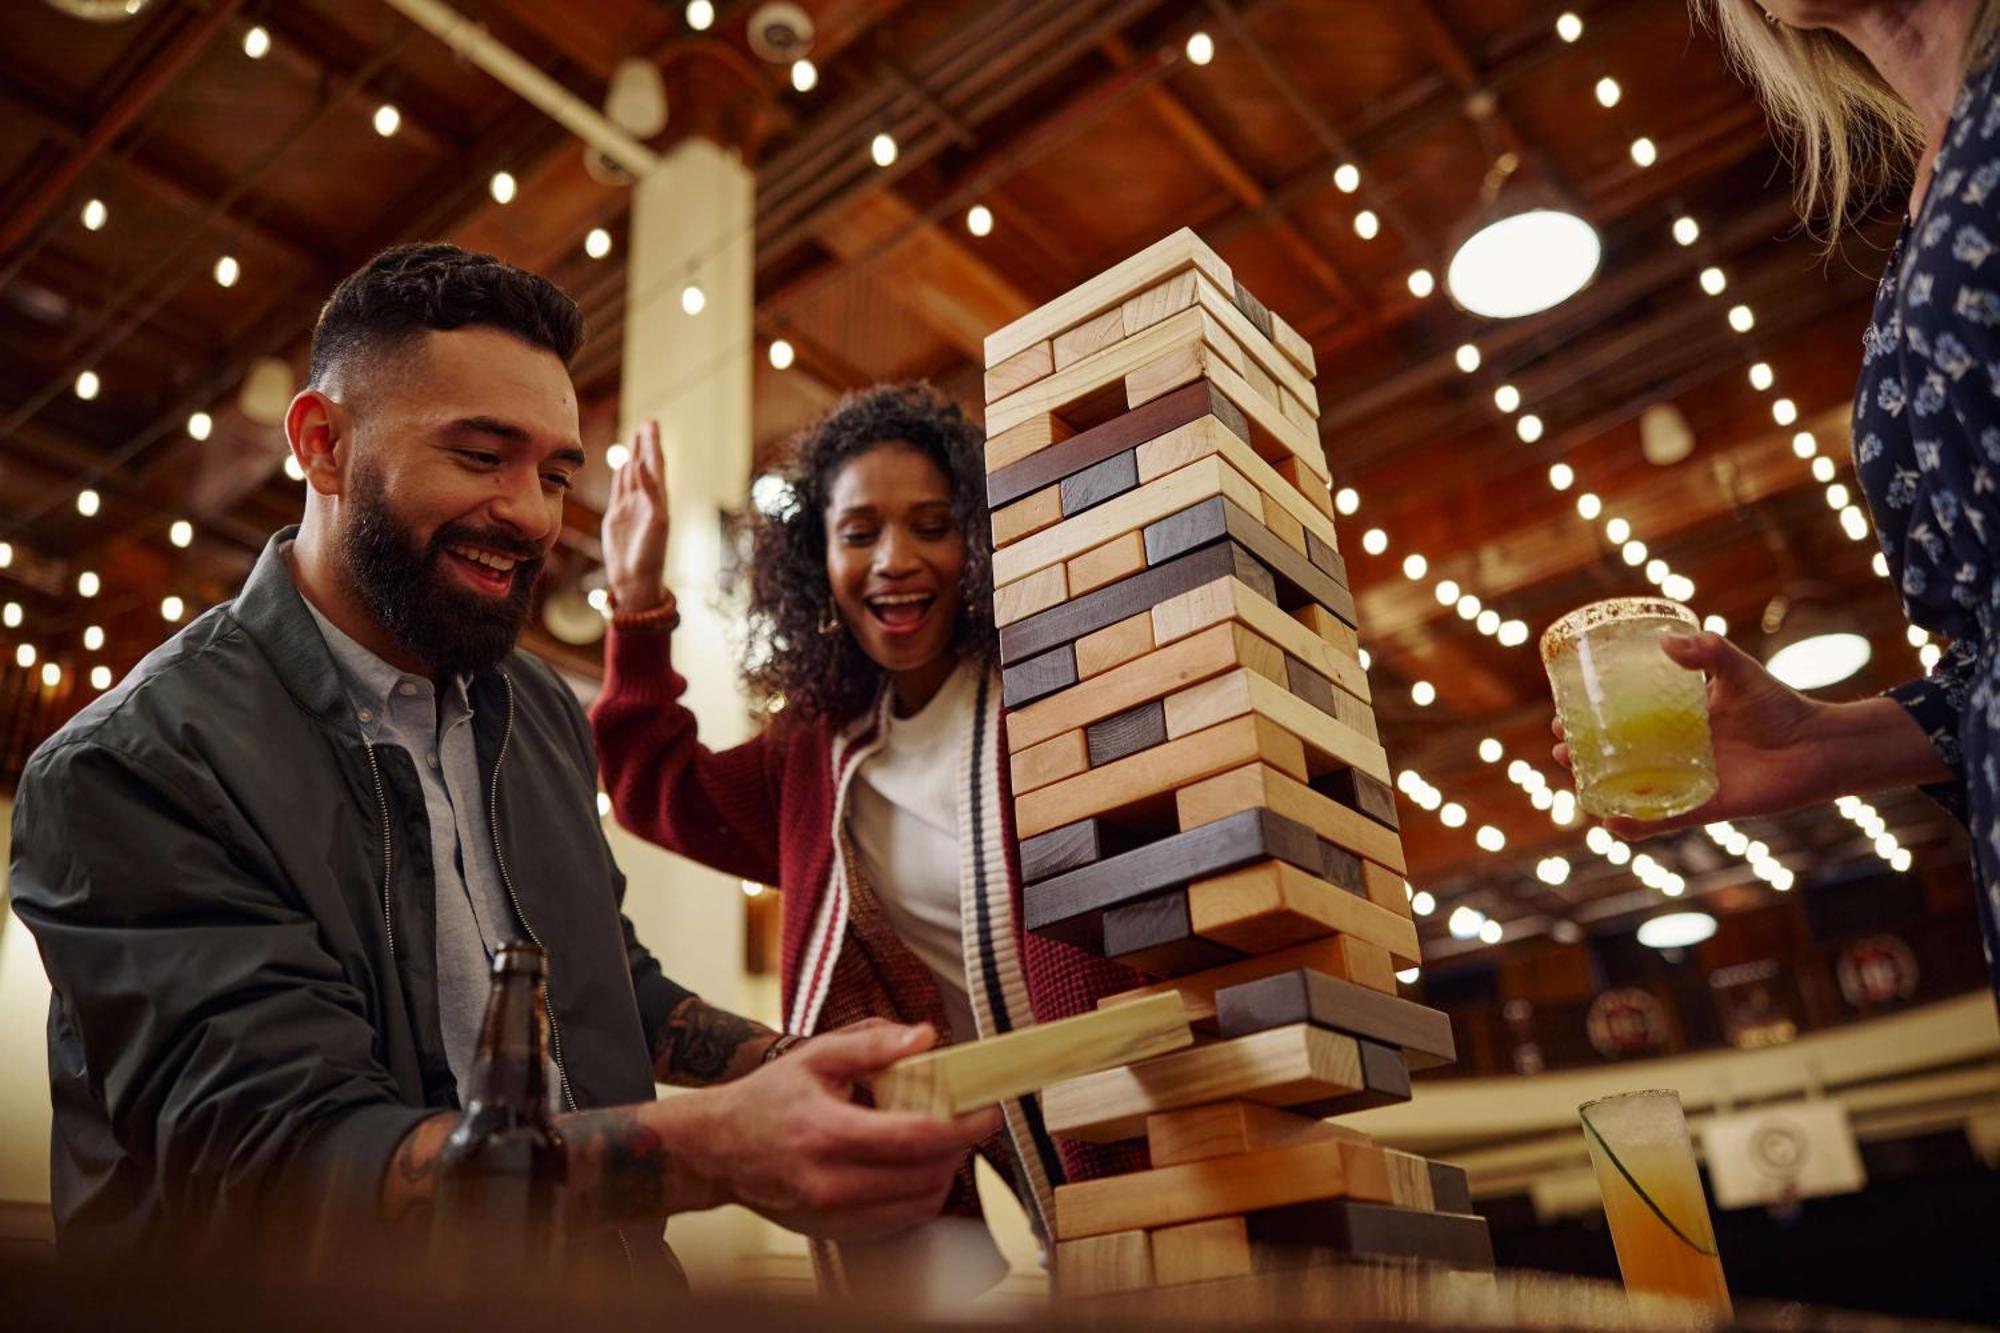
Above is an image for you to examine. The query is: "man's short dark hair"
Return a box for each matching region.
[307,242,584,390]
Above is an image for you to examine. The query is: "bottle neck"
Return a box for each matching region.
[462,968,554,1122]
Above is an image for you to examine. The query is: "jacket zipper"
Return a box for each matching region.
[363,741,396,960]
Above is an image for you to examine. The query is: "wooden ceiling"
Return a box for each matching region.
[0,0,1964,962]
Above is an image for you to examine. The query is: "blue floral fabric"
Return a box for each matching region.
[1853,56,2000,994]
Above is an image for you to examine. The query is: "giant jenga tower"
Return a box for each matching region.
[982,230,1492,1292]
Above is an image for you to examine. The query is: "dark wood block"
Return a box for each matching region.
[1019,818,1111,885]
[1427,1161,1473,1215]
[1000,540,1274,665]
[986,381,1249,510]
[1233,279,1274,341]
[1312,768,1400,832]
[1213,968,1456,1070]
[1317,840,1365,897]
[1249,1200,1493,1270]
[1083,699,1169,768]
[1140,495,1357,628]
[1304,529,1346,585]
[1060,449,1140,518]
[1102,889,1246,978]
[1025,807,1326,948]
[1284,655,1340,721]
[1002,642,1077,710]
[1290,1038,1412,1116]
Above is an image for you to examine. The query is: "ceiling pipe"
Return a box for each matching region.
[378,0,661,179]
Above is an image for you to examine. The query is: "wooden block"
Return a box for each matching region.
[1085,698,1167,767]
[1384,1150,1437,1212]
[1314,767,1400,831]
[1103,891,1245,976]
[1291,1039,1412,1117]
[1290,601,1362,661]
[1212,968,1456,1070]
[1054,1230,1153,1297]
[1140,494,1357,629]
[1053,1130,1365,1237]
[1332,1139,1395,1204]
[986,227,1232,367]
[1275,454,1334,520]
[1008,620,1283,754]
[1232,279,1273,340]
[1177,761,1404,875]
[985,339,1053,404]
[1262,493,1308,555]
[1067,529,1146,597]
[985,411,1073,474]
[1165,667,1391,791]
[1001,541,1275,666]
[1428,1161,1473,1215]
[1191,272,1319,418]
[1187,860,1418,963]
[1154,576,1367,705]
[1019,816,1122,884]
[994,433,1258,587]
[1320,840,1366,901]
[1360,861,1411,917]
[869,992,1191,1119]
[1074,612,1154,679]
[1151,1217,1252,1286]
[1334,938,1398,995]
[1241,355,1281,411]
[1146,1100,1357,1169]
[1283,656,1376,742]
[987,305,1234,438]
[1268,308,1317,377]
[1201,355,1328,481]
[1281,388,1315,430]
[1305,528,1344,578]
[987,379,1247,511]
[1001,642,1077,710]
[1121,269,1199,334]
[1011,729,1089,796]
[1042,1023,1363,1145]
[991,484,1063,548]
[1014,713,1306,840]
[1249,1201,1492,1271]
[1060,449,1140,519]
[1053,305,1128,370]
[1099,936,1402,1029]
[994,561,1067,629]
[1135,398,1340,556]
[1024,807,1329,949]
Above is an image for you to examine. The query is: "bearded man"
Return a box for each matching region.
[7,244,991,1283]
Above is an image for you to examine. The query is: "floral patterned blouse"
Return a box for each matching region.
[1853,55,2000,993]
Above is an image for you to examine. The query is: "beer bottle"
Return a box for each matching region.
[431,941,565,1288]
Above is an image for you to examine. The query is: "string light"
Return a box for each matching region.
[1,602,18,628]
[1493,383,1521,413]
[1335,487,1360,515]
[1516,413,1545,443]
[242,24,271,59]
[75,370,101,400]
[213,254,240,288]
[81,197,108,231]
[77,571,100,598]
[605,442,631,470]
[284,455,306,482]
[1475,825,1506,852]
[76,489,100,518]
[0,542,10,568]
[1407,268,1436,299]
[681,283,706,315]
[1594,76,1622,108]
[1629,137,1658,168]
[685,0,715,30]
[1556,11,1583,41]
[870,132,898,167]
[1184,31,1215,64]
[1361,528,1388,554]
[1455,344,1481,373]
[1728,304,1755,332]
[14,644,34,669]
[791,59,818,93]
[1354,209,1380,240]
[1811,455,1836,482]
[1793,430,1818,458]
[966,204,994,237]
[372,103,401,137]
[1771,397,1798,425]
[188,411,213,440]
[1576,492,1602,520]
[41,662,60,689]
[768,338,796,370]
[1433,579,1460,605]
[1402,553,1428,580]
[1605,516,1631,543]
[1748,362,1774,390]
[83,625,104,651]
[1548,462,1574,490]
[1672,216,1700,246]
[1699,266,1727,296]
[90,665,112,690]
[1411,680,1436,706]
[489,171,517,204]
[161,596,185,623]
[1333,163,1361,193]
[584,227,613,259]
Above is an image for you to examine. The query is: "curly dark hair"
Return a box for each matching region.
[742,383,994,722]
[307,241,584,390]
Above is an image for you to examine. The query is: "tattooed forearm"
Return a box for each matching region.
[652,995,777,1087]
[380,1113,454,1225]
[560,1103,723,1229]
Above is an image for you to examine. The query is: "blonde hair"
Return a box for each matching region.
[1695,1,2000,237]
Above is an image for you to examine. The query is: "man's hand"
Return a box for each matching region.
[602,419,669,613]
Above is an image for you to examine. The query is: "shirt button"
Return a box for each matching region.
[398,681,419,697]
[427,751,439,770]
[356,707,374,723]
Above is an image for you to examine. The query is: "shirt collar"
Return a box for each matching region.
[300,597,473,738]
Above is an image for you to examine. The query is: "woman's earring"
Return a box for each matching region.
[817,604,842,636]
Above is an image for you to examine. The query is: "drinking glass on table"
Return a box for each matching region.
[1541,598,1717,821]
[1579,1090,1731,1315]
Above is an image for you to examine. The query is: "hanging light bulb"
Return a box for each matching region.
[373,103,402,137]
[213,254,240,288]
[1595,76,1621,107]
[1184,31,1215,65]
[1361,528,1388,555]
[1548,462,1574,490]
[1493,383,1521,412]
[1516,413,1545,443]
[1,602,18,628]
[1672,216,1700,246]
[1699,266,1727,295]
[1748,361,1775,391]
[75,370,101,400]
[1454,343,1481,372]
[1353,209,1380,240]
[170,519,193,548]
[768,338,796,370]
[187,410,214,441]
[242,24,271,59]
[1333,163,1361,193]
[791,58,818,93]
[685,0,715,30]
[1407,268,1436,298]
[84,625,104,651]
[489,170,517,204]
[81,197,108,231]
[41,662,61,689]
[681,283,706,316]
[1335,487,1360,515]
[77,488,101,517]
[870,132,898,167]
[284,454,306,482]
[91,664,112,690]
[161,596,185,623]
[966,204,994,237]
[78,570,100,598]
[15,643,35,670]
[1629,137,1658,168]
[1556,12,1583,41]
[1729,304,1755,332]
[584,227,613,259]
[1402,553,1428,580]
[1772,397,1798,425]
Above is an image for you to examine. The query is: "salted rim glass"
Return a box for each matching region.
[1541,597,1699,668]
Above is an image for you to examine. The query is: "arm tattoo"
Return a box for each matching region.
[380,1114,453,1226]
[652,995,776,1087]
[568,1106,672,1225]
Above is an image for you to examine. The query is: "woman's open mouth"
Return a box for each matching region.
[864,590,936,635]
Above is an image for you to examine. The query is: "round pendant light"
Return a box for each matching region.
[1447,207,1601,318]
[1636,911,1717,950]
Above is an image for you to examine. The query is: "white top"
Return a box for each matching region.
[847,660,980,1045]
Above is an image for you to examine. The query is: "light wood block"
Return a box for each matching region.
[1014,713,1306,840]
[1282,388,1315,430]
[984,339,1054,404]
[992,433,1259,586]
[1201,354,1328,481]
[1041,1023,1363,1144]
[1099,935,1401,1028]
[1291,602,1362,660]
[1179,762,1407,878]
[1151,1217,1252,1285]
[986,412,1074,473]
[1160,667,1391,789]
[1154,575,1367,704]
[1053,1131,1365,1237]
[1269,308,1317,377]
[1010,728,1088,796]
[992,484,1063,548]
[1186,859,1419,962]
[1121,269,1199,335]
[1008,620,1283,754]
[986,227,1232,367]
[1074,612,1155,679]
[1275,454,1335,520]
[869,991,1191,1119]
[1054,1230,1153,1297]
[1068,529,1147,596]
[1240,355,1281,412]
[1385,1150,1437,1212]
[1053,305,1127,370]
[987,305,1233,438]
[1193,274,1318,415]
[1339,937,1399,994]
[1135,401,1340,555]
[1147,1099,1365,1169]
[1261,493,1308,555]
[994,561,1067,629]
[1361,862,1413,918]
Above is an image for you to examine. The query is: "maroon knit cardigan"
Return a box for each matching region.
[590,622,1145,1189]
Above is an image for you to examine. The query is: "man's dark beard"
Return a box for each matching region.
[338,464,545,678]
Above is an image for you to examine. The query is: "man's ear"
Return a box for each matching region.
[285,388,350,496]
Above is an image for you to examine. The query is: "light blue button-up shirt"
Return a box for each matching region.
[303,600,518,1100]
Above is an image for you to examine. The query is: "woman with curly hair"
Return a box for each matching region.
[589,385,1140,1276]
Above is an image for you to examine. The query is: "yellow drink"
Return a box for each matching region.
[1581,1090,1731,1315]
[1542,600,1717,821]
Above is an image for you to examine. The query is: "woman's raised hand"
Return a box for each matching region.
[602,420,670,613]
